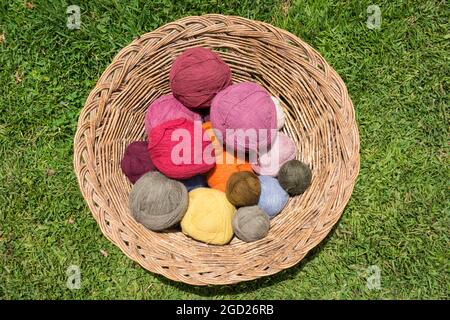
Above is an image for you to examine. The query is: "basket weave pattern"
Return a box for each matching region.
[73,15,360,285]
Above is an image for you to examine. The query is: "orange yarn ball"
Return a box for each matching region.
[202,121,220,148]
[204,121,253,192]
[207,160,253,192]
[203,121,224,160]
[207,154,253,192]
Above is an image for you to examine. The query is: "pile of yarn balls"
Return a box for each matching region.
[121,47,312,245]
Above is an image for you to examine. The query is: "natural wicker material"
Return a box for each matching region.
[73,14,360,286]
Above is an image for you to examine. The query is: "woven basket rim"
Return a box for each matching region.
[73,14,360,286]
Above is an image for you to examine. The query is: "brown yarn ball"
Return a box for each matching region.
[225,171,261,207]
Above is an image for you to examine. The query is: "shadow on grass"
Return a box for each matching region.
[153,220,340,297]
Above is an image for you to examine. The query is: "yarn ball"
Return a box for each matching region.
[257,175,289,219]
[202,121,218,143]
[120,141,155,184]
[251,132,297,176]
[207,152,253,192]
[232,206,270,242]
[202,121,223,155]
[129,171,188,231]
[278,160,312,195]
[181,188,236,245]
[149,118,215,179]
[180,174,207,191]
[210,82,277,153]
[170,47,232,109]
[144,94,202,136]
[271,96,285,130]
[226,171,261,207]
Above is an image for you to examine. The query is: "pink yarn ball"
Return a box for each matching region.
[170,47,232,109]
[148,118,216,179]
[144,94,201,137]
[251,132,297,176]
[210,82,277,153]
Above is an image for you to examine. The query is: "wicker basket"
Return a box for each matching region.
[73,14,360,286]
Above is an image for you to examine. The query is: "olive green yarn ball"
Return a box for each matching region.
[278,160,312,196]
[232,206,270,242]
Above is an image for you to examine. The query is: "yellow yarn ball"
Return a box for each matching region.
[181,188,236,245]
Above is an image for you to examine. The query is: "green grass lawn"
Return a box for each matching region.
[0,0,448,299]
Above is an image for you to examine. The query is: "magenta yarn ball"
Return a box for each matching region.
[210,82,277,153]
[148,118,216,179]
[144,94,201,137]
[252,132,297,176]
[169,47,232,109]
[120,141,156,184]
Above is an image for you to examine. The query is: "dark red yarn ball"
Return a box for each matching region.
[120,141,155,184]
[169,47,232,109]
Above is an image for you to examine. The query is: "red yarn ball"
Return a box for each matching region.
[120,141,156,184]
[148,118,216,179]
[169,47,232,109]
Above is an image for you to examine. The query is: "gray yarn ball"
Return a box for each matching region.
[129,171,188,231]
[232,206,270,242]
[277,160,312,196]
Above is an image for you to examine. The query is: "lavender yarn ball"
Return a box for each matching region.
[257,175,289,219]
[210,82,277,153]
[144,94,202,137]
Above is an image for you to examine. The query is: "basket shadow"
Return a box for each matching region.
[153,219,340,296]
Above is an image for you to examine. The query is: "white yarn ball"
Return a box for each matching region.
[271,96,285,130]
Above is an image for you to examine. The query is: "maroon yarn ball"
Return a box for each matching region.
[169,47,232,109]
[120,141,156,184]
[148,118,216,179]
